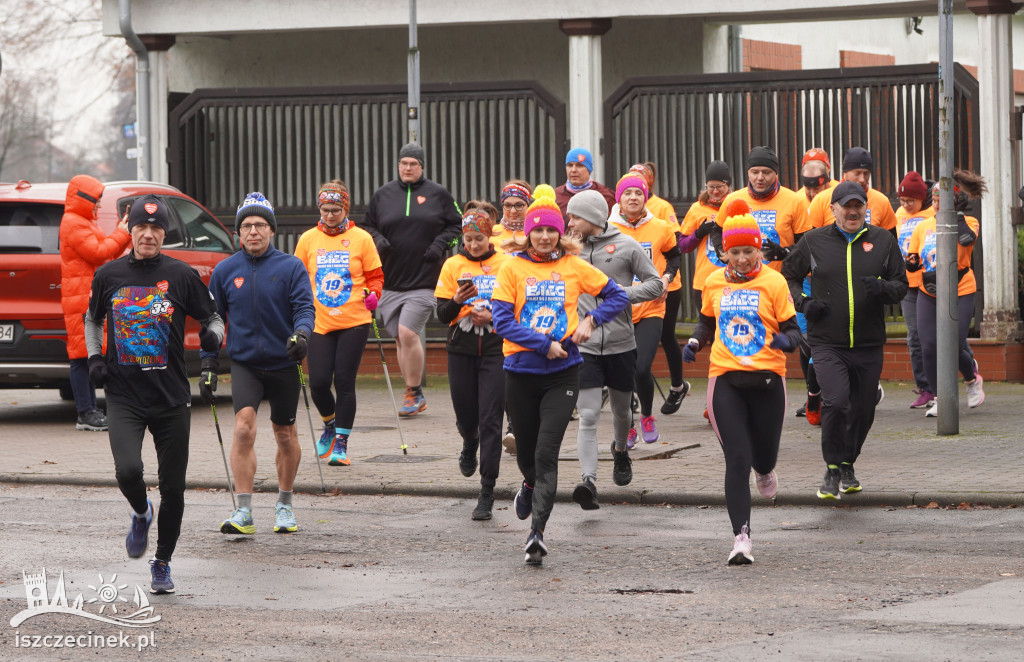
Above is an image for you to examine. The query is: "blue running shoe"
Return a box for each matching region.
[125,500,153,559]
[316,420,335,458]
[514,480,533,520]
[274,502,298,533]
[524,529,547,565]
[149,559,175,594]
[220,507,255,534]
[328,435,350,466]
[398,388,427,417]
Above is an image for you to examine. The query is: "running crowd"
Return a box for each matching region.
[72,141,988,591]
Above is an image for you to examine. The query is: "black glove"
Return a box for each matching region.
[905,253,922,272]
[802,298,830,323]
[88,355,108,388]
[198,357,218,405]
[861,276,884,298]
[375,236,393,257]
[423,243,445,263]
[957,211,977,247]
[199,325,221,353]
[761,238,791,263]
[694,218,716,240]
[922,270,937,296]
[682,339,700,363]
[769,333,794,351]
[285,329,309,362]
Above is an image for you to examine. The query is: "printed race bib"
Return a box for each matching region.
[315,250,354,307]
[718,288,766,359]
[751,210,781,264]
[520,279,568,338]
[633,242,654,285]
[465,274,498,307]
[898,216,926,257]
[705,235,726,267]
[112,286,173,369]
[921,230,937,273]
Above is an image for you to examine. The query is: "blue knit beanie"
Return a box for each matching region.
[565,147,594,174]
[235,192,276,233]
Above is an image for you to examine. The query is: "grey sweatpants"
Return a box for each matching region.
[576,386,632,482]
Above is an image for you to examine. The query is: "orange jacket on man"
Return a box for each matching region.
[59,175,131,359]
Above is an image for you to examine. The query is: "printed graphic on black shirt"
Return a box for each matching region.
[112,285,173,370]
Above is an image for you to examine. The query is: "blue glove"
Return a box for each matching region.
[769,333,793,351]
[682,340,699,363]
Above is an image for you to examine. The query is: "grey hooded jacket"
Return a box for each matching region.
[577,223,662,356]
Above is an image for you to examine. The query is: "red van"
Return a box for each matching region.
[0,180,235,399]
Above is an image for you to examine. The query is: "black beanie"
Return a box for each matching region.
[746,146,779,173]
[842,147,872,172]
[705,160,732,185]
[399,142,425,167]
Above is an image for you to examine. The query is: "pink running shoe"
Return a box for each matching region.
[754,470,778,499]
[626,427,638,450]
[909,389,935,409]
[728,524,753,565]
[640,415,659,443]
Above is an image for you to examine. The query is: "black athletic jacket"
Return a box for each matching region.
[781,222,908,349]
[359,175,462,291]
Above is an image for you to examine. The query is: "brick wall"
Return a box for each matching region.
[743,39,802,71]
[840,50,896,68]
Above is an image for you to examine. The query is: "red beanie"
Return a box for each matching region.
[898,171,928,200]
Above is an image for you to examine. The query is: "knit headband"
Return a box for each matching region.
[501,184,532,204]
[462,210,495,237]
[318,184,350,209]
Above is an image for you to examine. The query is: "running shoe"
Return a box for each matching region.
[572,478,599,511]
[316,419,335,458]
[817,467,841,500]
[273,502,297,533]
[660,381,690,415]
[925,402,938,418]
[398,388,427,417]
[839,463,862,493]
[640,415,659,443]
[126,500,153,558]
[328,435,351,466]
[472,489,494,521]
[728,524,753,565]
[876,383,885,405]
[524,529,548,565]
[909,389,936,409]
[501,423,517,455]
[702,407,709,420]
[754,470,777,499]
[149,559,175,594]
[458,441,479,477]
[76,408,108,431]
[626,427,638,450]
[966,373,985,408]
[514,480,533,520]
[611,443,633,486]
[220,507,255,535]
[805,393,822,427]
[795,403,806,417]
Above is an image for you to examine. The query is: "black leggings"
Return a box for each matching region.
[660,288,684,387]
[634,317,663,417]
[107,400,191,561]
[916,292,977,393]
[448,353,505,489]
[504,366,579,533]
[706,374,786,536]
[308,324,369,429]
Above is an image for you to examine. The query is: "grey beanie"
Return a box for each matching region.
[399,142,425,167]
[566,189,610,229]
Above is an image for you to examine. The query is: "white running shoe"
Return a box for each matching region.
[728,525,753,565]
[754,470,777,499]
[925,402,938,417]
[966,373,985,408]
[876,383,884,405]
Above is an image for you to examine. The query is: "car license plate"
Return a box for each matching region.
[0,324,13,343]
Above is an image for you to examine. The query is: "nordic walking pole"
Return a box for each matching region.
[367,292,408,454]
[297,364,327,493]
[210,403,237,510]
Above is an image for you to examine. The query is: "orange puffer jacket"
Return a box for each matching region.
[59,175,131,359]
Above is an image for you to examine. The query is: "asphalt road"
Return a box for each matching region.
[1,485,1022,661]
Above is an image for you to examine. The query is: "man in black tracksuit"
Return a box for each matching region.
[782,181,908,500]
[359,143,462,417]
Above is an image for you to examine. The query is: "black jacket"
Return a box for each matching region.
[359,176,462,291]
[781,222,908,349]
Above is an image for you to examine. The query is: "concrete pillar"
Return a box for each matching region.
[702,24,730,74]
[559,19,611,179]
[969,0,1024,341]
[140,35,176,184]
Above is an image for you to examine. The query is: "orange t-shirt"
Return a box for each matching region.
[680,200,724,291]
[294,225,382,334]
[491,224,521,254]
[795,180,838,211]
[646,196,683,293]
[492,254,610,357]
[609,214,678,322]
[895,205,936,290]
[434,252,511,326]
[808,186,897,232]
[701,266,796,377]
[718,187,811,271]
[907,215,979,297]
